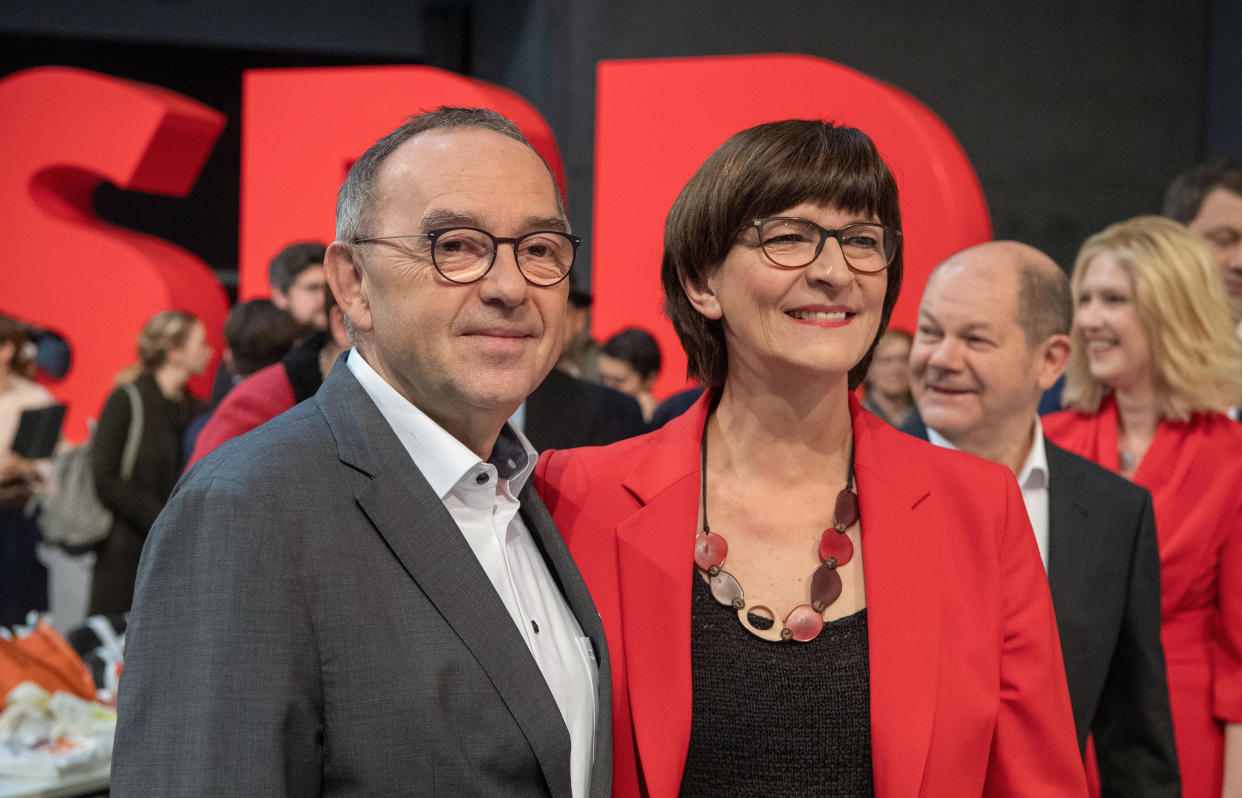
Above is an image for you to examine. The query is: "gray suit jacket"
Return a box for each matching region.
[112,362,613,797]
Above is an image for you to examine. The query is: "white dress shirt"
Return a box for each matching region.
[347,351,597,797]
[927,418,1051,572]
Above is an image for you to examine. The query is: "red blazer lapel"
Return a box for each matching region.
[615,396,708,798]
[851,397,940,797]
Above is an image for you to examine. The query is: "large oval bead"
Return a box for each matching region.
[819,530,854,566]
[784,604,824,642]
[694,531,728,570]
[708,569,744,608]
[810,564,843,610]
[834,489,860,530]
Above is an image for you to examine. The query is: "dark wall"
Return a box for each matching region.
[3,0,1234,292]
[472,0,1218,276]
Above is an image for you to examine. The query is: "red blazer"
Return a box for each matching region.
[536,393,1087,798]
[1045,398,1242,798]
[185,361,296,469]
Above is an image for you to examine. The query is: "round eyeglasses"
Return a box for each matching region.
[353,227,581,287]
[750,217,901,272]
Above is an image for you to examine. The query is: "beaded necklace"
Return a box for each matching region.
[693,413,859,642]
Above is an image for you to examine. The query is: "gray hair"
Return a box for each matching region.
[335,107,564,243]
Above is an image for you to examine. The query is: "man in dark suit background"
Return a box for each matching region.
[907,241,1180,796]
[112,108,611,797]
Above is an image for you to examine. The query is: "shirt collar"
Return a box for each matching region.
[926,417,1048,490]
[346,349,536,499]
[1016,417,1049,491]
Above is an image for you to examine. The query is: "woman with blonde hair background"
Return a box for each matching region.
[90,310,211,616]
[1044,215,1242,798]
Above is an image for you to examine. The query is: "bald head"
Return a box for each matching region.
[928,241,1070,350]
[912,241,1073,472]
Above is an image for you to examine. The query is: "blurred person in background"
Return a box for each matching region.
[208,242,328,405]
[557,289,602,382]
[0,316,56,626]
[186,286,349,469]
[598,327,662,424]
[183,298,303,462]
[1044,216,1242,798]
[90,310,211,616]
[269,242,329,335]
[861,327,921,432]
[1163,161,1242,336]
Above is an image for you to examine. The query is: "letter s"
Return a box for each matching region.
[0,67,229,441]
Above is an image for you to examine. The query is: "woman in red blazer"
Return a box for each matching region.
[1043,216,1242,798]
[535,120,1086,797]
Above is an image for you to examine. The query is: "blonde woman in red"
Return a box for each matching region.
[1045,216,1242,798]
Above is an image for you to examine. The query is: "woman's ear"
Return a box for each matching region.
[682,271,723,321]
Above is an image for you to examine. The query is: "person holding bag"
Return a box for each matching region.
[89,310,210,617]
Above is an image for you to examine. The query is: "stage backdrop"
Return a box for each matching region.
[2,55,989,438]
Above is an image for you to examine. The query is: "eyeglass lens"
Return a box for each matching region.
[758,218,895,270]
[432,228,574,285]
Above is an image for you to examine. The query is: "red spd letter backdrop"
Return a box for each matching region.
[239,66,568,301]
[0,67,228,442]
[593,55,992,398]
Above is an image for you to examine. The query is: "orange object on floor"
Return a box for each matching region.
[0,620,96,709]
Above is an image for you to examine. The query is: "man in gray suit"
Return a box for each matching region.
[906,241,1179,796]
[112,108,611,797]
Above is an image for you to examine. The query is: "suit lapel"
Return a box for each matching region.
[616,400,706,798]
[519,484,614,798]
[851,400,940,798]
[1045,443,1092,626]
[316,364,575,798]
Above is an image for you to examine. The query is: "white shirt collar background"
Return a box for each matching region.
[927,417,1051,572]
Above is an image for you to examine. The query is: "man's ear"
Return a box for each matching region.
[681,271,723,321]
[324,241,373,334]
[1034,333,1072,391]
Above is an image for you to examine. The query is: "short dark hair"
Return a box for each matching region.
[269,242,326,295]
[222,299,303,376]
[1162,161,1242,224]
[661,119,902,389]
[602,327,662,380]
[335,107,564,243]
[1015,262,1072,347]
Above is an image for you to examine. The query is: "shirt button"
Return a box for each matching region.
[475,472,489,485]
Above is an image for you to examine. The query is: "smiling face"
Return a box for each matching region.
[1073,250,1153,393]
[910,256,1045,452]
[685,202,889,387]
[331,127,570,426]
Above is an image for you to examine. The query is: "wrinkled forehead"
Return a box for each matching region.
[371,128,565,232]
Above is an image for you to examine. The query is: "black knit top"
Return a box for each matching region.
[679,573,874,797]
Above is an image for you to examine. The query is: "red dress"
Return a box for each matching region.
[1045,397,1242,798]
